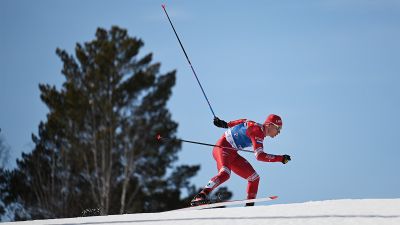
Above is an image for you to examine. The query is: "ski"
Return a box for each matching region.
[178,196,278,211]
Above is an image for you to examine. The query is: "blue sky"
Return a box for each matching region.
[1,0,399,205]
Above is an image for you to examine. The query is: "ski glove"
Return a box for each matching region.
[282,155,291,164]
[213,117,228,128]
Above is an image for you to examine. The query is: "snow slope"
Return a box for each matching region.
[3,199,400,225]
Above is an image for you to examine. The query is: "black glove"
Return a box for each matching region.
[213,117,228,128]
[282,155,291,164]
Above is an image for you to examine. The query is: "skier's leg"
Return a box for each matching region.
[231,155,260,201]
[202,136,235,195]
[192,136,234,204]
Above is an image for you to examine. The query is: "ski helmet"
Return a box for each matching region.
[264,114,283,127]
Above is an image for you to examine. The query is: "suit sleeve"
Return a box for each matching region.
[248,125,283,163]
[227,119,247,128]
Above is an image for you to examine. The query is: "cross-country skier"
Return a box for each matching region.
[191,114,291,206]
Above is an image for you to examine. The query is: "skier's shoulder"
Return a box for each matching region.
[246,120,263,129]
[245,120,264,136]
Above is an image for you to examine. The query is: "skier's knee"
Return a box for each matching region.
[218,166,231,180]
[247,172,260,183]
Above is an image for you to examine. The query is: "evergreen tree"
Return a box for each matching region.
[1,26,208,219]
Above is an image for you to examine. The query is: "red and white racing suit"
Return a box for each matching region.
[201,119,284,199]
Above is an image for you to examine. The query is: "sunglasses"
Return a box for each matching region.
[271,123,282,132]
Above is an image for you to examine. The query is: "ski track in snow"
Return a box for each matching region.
[3,199,400,225]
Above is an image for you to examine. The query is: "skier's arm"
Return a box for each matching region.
[213,118,246,128]
[253,143,284,163]
[255,149,284,163]
[248,127,284,163]
[227,119,246,127]
[254,144,291,164]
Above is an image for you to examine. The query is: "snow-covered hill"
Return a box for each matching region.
[3,199,400,225]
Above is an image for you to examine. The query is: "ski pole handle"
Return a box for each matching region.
[156,134,253,153]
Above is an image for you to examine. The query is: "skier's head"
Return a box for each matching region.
[263,114,282,138]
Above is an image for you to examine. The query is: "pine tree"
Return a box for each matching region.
[3,26,205,219]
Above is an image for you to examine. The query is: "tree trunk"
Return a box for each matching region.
[119,140,136,214]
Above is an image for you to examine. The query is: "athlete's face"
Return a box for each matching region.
[264,124,281,138]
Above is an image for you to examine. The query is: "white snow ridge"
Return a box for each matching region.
[3,199,400,225]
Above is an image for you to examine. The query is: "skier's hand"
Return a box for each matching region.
[282,155,291,164]
[213,117,228,128]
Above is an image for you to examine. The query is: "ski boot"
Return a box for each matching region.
[190,192,209,206]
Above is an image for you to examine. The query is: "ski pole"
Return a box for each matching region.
[156,134,254,153]
[161,4,216,118]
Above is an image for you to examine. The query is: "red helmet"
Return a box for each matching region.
[264,114,283,127]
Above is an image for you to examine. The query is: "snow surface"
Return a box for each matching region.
[2,199,400,225]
